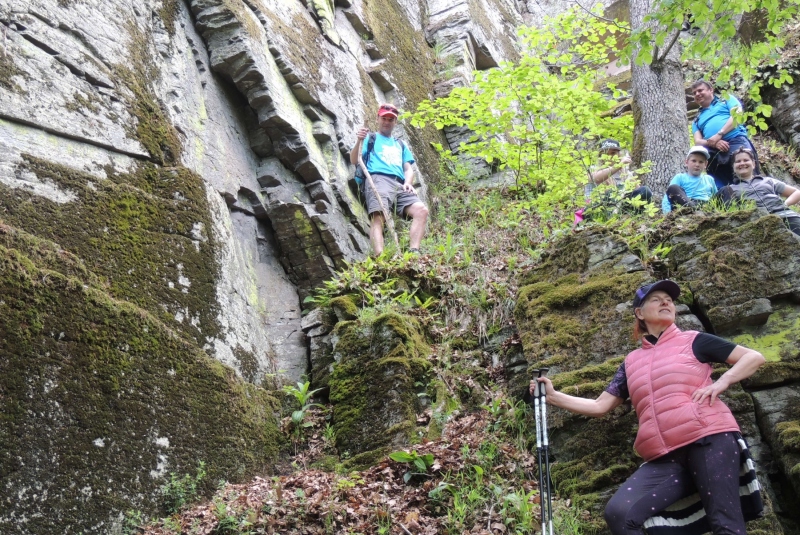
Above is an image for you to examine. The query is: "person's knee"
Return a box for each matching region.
[666,184,683,196]
[636,186,653,203]
[604,498,629,535]
[407,203,429,220]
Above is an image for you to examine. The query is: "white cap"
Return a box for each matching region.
[687,145,710,159]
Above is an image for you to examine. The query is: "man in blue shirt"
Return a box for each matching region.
[691,80,759,188]
[662,146,718,213]
[349,103,429,256]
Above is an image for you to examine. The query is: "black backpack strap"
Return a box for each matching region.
[364,133,377,167]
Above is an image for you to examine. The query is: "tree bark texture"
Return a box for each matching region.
[629,0,689,194]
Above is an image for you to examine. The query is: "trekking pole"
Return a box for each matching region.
[538,368,554,535]
[357,152,400,251]
[531,369,547,535]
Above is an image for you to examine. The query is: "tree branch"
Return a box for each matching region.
[570,0,631,31]
[657,29,681,63]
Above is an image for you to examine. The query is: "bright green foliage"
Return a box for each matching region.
[159,461,207,515]
[283,381,323,440]
[630,0,799,133]
[389,450,436,483]
[409,9,634,220]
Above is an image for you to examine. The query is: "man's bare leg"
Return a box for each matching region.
[370,213,385,256]
[404,202,429,250]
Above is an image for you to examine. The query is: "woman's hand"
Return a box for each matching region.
[692,378,730,406]
[529,377,555,399]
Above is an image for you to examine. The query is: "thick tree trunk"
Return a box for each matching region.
[629,0,689,193]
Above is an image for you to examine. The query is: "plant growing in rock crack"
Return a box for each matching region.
[389,450,436,483]
[283,381,323,444]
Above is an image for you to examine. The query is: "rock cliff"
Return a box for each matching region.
[0,0,521,532]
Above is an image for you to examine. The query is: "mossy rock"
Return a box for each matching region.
[1,156,219,346]
[339,447,392,472]
[329,294,359,321]
[0,226,282,534]
[667,211,800,332]
[512,270,648,395]
[329,313,430,457]
[732,302,800,382]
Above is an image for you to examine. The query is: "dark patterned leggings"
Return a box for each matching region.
[604,432,746,535]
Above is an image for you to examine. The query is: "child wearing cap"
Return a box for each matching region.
[662,146,718,213]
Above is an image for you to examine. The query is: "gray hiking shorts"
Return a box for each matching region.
[363,173,421,218]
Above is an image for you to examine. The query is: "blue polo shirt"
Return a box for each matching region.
[692,95,748,142]
[662,172,718,213]
[362,134,414,182]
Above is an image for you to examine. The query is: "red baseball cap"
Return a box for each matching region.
[378,103,399,118]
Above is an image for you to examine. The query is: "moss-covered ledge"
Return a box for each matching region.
[2,156,220,345]
[328,313,431,462]
[0,225,282,535]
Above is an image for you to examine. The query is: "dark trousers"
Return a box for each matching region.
[666,184,703,209]
[604,432,745,535]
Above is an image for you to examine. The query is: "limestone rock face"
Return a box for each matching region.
[513,211,800,532]
[0,224,282,535]
[0,0,523,532]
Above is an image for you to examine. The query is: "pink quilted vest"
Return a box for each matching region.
[625,324,740,461]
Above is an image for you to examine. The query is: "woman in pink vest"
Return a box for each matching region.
[531,280,765,535]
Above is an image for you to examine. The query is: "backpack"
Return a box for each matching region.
[354,133,406,186]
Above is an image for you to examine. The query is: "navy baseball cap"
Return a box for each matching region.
[632,280,680,308]
[600,139,621,152]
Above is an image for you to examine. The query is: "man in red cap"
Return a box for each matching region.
[350,103,428,255]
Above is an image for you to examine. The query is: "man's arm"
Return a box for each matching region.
[591,155,631,185]
[402,161,415,193]
[702,116,736,151]
[350,127,369,165]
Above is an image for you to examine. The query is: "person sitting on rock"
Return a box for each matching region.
[576,139,653,223]
[691,80,759,189]
[349,103,429,256]
[662,146,718,213]
[718,147,800,236]
[531,280,765,535]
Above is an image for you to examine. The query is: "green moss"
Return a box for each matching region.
[329,295,359,321]
[776,421,800,451]
[513,270,647,384]
[3,156,220,345]
[310,455,340,472]
[65,90,102,114]
[116,21,182,165]
[329,313,430,457]
[732,303,800,363]
[158,0,181,36]
[340,448,391,472]
[0,230,282,534]
[0,52,26,94]
[670,213,798,316]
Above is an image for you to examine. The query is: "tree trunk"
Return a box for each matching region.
[629,0,689,193]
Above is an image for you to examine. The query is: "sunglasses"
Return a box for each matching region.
[379,105,398,113]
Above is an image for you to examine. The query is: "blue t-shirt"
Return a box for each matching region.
[662,172,718,213]
[362,134,414,181]
[692,95,748,142]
